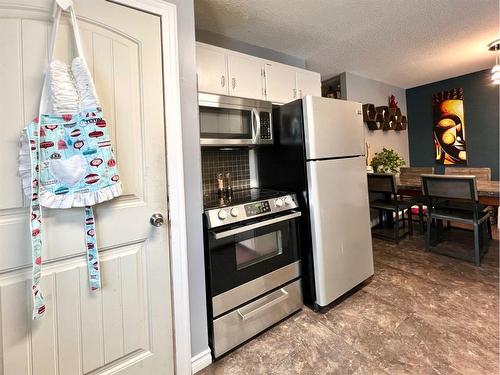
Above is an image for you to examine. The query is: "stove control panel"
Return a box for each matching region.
[244,201,271,217]
[206,193,299,229]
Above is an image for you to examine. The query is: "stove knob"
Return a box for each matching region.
[284,196,294,205]
[218,209,228,220]
[230,207,240,217]
[275,198,284,208]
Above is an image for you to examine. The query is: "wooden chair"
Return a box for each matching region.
[367,173,413,243]
[399,167,435,234]
[400,167,435,179]
[444,167,491,182]
[422,175,492,266]
[445,167,495,224]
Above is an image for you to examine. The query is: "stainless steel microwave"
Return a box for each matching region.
[198,93,273,146]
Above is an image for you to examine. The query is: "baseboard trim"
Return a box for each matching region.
[191,348,212,374]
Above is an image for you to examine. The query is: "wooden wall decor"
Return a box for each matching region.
[362,104,408,131]
[375,106,390,130]
[395,115,407,131]
[362,103,378,130]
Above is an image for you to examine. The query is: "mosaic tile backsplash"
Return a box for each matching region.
[201,149,250,199]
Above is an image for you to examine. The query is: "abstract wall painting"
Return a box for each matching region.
[432,88,467,164]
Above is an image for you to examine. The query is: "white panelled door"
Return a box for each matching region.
[0,1,175,374]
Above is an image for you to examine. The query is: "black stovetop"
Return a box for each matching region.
[203,188,285,210]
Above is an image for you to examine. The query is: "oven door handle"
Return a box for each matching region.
[237,288,289,321]
[211,211,302,240]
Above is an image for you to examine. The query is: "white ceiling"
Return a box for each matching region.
[195,0,499,88]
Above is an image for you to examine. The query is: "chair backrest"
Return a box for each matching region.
[400,167,434,179]
[444,167,491,182]
[367,173,397,195]
[421,174,478,202]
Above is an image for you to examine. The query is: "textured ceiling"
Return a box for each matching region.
[195,0,499,88]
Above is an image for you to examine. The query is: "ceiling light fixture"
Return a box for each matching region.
[489,39,500,84]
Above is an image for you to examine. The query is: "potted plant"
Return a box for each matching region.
[370,148,405,174]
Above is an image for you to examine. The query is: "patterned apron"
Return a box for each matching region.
[19,2,121,319]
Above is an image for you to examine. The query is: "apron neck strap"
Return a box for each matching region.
[48,1,86,62]
[40,0,88,116]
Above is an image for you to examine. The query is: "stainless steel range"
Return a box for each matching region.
[203,188,303,358]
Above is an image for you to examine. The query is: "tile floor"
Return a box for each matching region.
[200,227,499,374]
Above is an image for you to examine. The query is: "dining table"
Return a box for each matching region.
[397,175,500,206]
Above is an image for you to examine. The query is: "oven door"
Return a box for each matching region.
[207,211,301,297]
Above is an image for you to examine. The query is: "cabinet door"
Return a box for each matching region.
[296,70,321,98]
[227,54,265,99]
[196,45,228,95]
[265,63,297,104]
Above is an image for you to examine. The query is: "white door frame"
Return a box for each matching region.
[107,0,191,374]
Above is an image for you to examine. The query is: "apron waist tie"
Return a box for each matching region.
[30,128,45,320]
[31,202,45,319]
[85,206,101,291]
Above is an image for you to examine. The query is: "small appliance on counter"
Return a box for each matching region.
[198,93,273,147]
[203,188,303,358]
[257,96,374,310]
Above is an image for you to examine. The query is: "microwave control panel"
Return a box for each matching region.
[244,201,271,217]
[259,111,272,140]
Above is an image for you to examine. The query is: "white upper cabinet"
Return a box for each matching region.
[264,63,297,104]
[195,42,321,104]
[196,44,228,95]
[228,54,265,99]
[296,69,321,98]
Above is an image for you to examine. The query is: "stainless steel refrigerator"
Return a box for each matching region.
[257,96,374,309]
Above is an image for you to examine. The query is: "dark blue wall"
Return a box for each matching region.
[406,69,499,179]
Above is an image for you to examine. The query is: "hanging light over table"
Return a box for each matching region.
[488,39,500,84]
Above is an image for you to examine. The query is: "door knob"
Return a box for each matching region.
[150,213,164,227]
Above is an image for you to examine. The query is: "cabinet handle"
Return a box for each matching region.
[299,89,303,98]
[293,88,297,98]
[221,75,225,87]
[232,77,236,90]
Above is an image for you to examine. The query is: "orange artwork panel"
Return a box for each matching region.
[432,88,467,164]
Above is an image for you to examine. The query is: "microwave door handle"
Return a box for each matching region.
[251,108,259,142]
[211,211,302,240]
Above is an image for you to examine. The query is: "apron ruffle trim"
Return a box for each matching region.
[40,182,122,208]
[19,130,122,208]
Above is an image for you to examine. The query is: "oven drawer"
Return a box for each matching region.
[212,279,302,357]
[212,261,300,317]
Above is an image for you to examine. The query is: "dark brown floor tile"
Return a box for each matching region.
[324,290,410,331]
[270,309,372,373]
[394,314,498,374]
